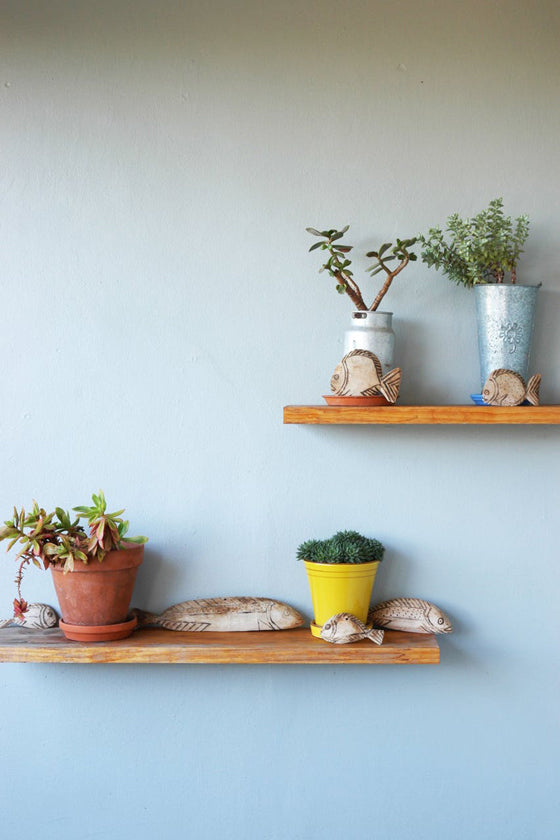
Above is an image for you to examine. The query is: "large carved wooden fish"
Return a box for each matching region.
[320,613,384,645]
[330,349,402,403]
[133,597,304,632]
[0,602,59,629]
[368,598,453,634]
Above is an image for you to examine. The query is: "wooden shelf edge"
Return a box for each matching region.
[283,405,560,425]
[0,627,439,665]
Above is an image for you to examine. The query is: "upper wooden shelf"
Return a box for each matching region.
[283,405,560,425]
[0,627,439,664]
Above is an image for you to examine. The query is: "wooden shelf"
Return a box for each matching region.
[283,405,560,425]
[0,627,439,664]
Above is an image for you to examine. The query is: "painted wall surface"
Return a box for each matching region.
[1,2,559,838]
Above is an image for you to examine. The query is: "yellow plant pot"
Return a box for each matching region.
[304,560,379,637]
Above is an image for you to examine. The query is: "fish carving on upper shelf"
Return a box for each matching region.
[0,602,59,630]
[330,349,402,403]
[368,598,453,634]
[482,369,541,407]
[320,613,384,645]
[132,597,304,632]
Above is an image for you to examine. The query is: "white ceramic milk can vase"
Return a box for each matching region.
[343,310,395,376]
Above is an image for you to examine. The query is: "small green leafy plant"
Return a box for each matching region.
[0,491,147,619]
[419,197,530,287]
[297,530,385,565]
[306,225,417,311]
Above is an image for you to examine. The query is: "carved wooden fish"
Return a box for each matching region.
[0,602,59,630]
[482,369,541,406]
[320,613,384,645]
[133,597,304,632]
[330,349,401,403]
[368,598,453,634]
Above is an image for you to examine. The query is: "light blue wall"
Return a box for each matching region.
[1,2,559,838]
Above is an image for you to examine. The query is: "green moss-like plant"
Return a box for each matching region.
[419,197,530,287]
[297,530,385,565]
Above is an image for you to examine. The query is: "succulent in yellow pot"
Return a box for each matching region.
[297,530,385,638]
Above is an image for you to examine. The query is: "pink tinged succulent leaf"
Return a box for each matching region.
[13,598,28,619]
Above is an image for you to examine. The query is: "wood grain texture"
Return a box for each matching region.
[283,405,560,425]
[0,627,439,664]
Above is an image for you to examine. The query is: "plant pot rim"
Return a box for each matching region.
[474,282,541,290]
[350,309,393,316]
[50,543,144,574]
[303,559,381,568]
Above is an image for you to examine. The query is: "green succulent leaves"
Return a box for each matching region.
[297,530,385,565]
[419,198,529,287]
[307,226,417,311]
[1,491,147,617]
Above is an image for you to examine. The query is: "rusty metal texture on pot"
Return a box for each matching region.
[320,613,384,645]
[368,598,453,634]
[132,597,305,632]
[0,602,59,630]
[330,349,401,403]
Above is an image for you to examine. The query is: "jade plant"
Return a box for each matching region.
[0,491,147,619]
[297,530,385,565]
[306,225,418,311]
[419,197,530,287]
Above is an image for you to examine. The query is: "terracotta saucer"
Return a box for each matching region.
[59,614,138,642]
[323,395,390,406]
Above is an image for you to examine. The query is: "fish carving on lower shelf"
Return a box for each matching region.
[320,613,385,645]
[132,597,304,632]
[330,349,402,403]
[0,602,59,630]
[482,369,541,406]
[368,598,453,634]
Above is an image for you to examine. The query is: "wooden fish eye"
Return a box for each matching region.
[438,617,444,624]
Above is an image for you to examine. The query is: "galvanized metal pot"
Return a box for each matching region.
[474,284,540,389]
[343,310,395,375]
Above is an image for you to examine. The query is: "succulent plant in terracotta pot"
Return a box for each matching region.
[0,491,147,641]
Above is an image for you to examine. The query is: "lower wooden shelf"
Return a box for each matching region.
[0,626,439,664]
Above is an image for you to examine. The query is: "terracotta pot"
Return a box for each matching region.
[51,545,144,629]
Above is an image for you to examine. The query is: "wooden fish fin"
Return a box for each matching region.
[164,620,211,632]
[526,374,541,406]
[0,618,14,629]
[377,368,402,404]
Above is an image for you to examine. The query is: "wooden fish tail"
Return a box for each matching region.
[131,608,162,628]
[366,627,385,645]
[378,368,402,404]
[526,374,541,406]
[0,618,15,629]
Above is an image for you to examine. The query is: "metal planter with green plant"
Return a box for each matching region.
[306,225,417,374]
[419,197,539,397]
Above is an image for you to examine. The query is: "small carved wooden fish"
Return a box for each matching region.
[368,598,453,634]
[320,613,384,645]
[482,369,541,406]
[0,602,59,630]
[330,349,401,403]
[132,597,304,632]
